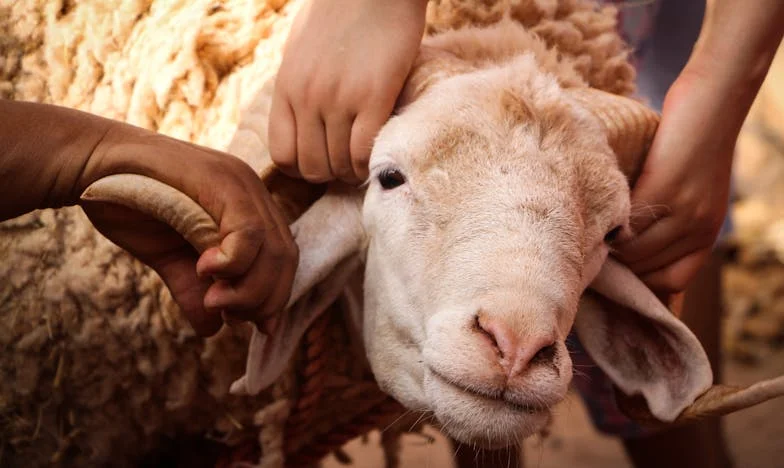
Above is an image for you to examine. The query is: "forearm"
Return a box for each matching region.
[661,0,784,161]
[0,99,241,225]
[689,0,784,99]
[0,100,116,221]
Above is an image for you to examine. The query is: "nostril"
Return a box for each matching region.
[530,343,557,365]
[474,314,502,357]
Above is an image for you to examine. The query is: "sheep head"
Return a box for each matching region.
[81,21,784,449]
[359,49,667,445]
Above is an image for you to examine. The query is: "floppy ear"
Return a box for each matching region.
[570,89,784,423]
[575,258,713,421]
[580,259,784,425]
[566,88,707,420]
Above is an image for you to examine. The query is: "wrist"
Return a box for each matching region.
[686,46,774,104]
[0,101,115,219]
[691,0,784,97]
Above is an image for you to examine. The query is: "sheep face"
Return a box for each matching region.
[361,56,631,447]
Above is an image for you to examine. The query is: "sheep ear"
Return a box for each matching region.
[397,45,475,108]
[576,258,713,422]
[566,88,659,186]
[80,176,365,394]
[581,258,784,426]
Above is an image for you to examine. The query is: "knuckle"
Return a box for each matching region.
[271,153,297,170]
[299,170,331,183]
[351,150,371,173]
[238,223,269,246]
[330,158,354,180]
[691,197,726,226]
[302,79,337,109]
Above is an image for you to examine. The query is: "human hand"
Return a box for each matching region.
[269,0,427,184]
[615,68,739,293]
[80,124,298,337]
[611,0,784,296]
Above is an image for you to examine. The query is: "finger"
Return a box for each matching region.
[261,207,298,317]
[296,111,332,183]
[350,108,391,182]
[242,195,298,330]
[325,111,360,184]
[152,249,223,336]
[639,247,712,294]
[202,234,286,314]
[269,89,300,178]
[626,197,671,237]
[615,215,678,264]
[625,227,717,275]
[195,222,267,278]
[257,241,297,324]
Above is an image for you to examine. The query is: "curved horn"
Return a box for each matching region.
[81,174,221,253]
[81,165,322,241]
[617,376,784,426]
[567,88,660,186]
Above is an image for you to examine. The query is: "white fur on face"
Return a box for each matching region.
[361,57,630,447]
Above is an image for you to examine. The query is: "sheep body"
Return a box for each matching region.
[0,1,636,465]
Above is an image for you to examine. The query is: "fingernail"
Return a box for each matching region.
[216,250,229,266]
[204,293,221,310]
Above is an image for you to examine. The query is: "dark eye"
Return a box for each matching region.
[378,168,406,190]
[604,226,622,244]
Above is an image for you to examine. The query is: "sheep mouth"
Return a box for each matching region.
[428,368,547,414]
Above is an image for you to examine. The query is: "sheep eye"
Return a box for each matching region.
[604,226,622,244]
[378,168,406,190]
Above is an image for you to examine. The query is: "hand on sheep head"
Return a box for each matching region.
[615,0,784,294]
[0,101,298,337]
[614,0,784,293]
[615,66,772,293]
[614,68,734,294]
[269,0,428,184]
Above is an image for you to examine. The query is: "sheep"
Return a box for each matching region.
[5,0,782,466]
[87,10,784,454]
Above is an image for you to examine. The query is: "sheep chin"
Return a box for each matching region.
[423,370,550,448]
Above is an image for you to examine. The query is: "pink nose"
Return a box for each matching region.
[475,313,557,377]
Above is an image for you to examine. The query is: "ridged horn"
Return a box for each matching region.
[81,174,221,253]
[81,165,323,252]
[567,88,660,186]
